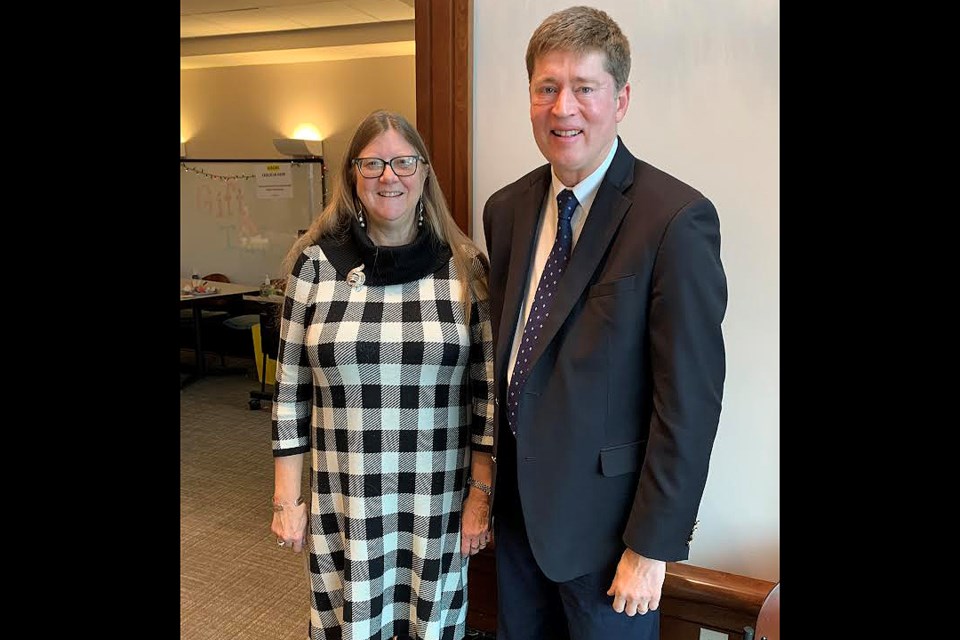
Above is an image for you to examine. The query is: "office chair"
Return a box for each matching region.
[248,309,280,410]
[223,278,286,364]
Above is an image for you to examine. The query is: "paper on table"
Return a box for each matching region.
[181,286,220,297]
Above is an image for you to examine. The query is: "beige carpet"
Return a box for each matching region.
[180,356,497,640]
[180,364,310,640]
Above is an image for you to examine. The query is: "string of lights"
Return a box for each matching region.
[180,161,319,182]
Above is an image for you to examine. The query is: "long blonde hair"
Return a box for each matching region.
[281,109,487,320]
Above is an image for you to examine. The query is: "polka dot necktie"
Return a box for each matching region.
[506,188,579,436]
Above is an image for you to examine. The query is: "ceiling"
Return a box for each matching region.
[180,0,416,69]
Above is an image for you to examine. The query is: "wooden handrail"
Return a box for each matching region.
[665,562,774,615]
[661,562,776,640]
[466,556,776,638]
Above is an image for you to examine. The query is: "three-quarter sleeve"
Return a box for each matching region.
[468,254,494,452]
[271,251,318,456]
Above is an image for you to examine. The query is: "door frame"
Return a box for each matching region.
[415,0,472,234]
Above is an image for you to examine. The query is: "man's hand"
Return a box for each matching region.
[606,548,666,616]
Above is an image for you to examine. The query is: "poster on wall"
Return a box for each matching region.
[256,163,293,199]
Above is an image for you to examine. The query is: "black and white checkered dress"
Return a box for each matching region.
[272,228,494,640]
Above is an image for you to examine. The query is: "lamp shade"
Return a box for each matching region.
[273,138,323,157]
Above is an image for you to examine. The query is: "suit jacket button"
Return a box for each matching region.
[686,519,700,545]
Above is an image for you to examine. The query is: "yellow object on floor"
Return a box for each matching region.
[251,323,277,384]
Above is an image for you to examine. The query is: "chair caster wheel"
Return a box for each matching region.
[248,399,261,410]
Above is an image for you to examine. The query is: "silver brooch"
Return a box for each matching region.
[346,264,366,291]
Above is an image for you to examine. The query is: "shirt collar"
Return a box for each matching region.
[549,136,619,214]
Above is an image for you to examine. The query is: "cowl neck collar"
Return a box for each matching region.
[319,215,451,286]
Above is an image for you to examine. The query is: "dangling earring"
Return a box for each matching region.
[356,201,366,228]
[417,198,425,228]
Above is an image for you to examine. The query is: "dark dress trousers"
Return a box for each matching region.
[482,138,727,584]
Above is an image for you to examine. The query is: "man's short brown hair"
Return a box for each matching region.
[526,5,631,91]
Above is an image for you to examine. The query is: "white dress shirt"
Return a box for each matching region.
[507,137,619,384]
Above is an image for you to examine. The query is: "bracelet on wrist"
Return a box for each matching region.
[466,477,492,496]
[272,495,305,512]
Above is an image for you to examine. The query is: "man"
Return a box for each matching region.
[482,6,728,639]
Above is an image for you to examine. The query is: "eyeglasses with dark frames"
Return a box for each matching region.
[353,155,427,178]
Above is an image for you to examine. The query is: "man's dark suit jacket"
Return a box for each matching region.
[482,138,727,583]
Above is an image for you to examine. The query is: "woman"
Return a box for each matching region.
[270,109,494,640]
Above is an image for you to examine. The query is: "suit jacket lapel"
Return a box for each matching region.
[496,167,551,378]
[525,140,637,374]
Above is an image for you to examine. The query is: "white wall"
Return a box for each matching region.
[181,55,416,184]
[473,0,779,582]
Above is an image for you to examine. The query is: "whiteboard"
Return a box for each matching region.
[179,159,325,285]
